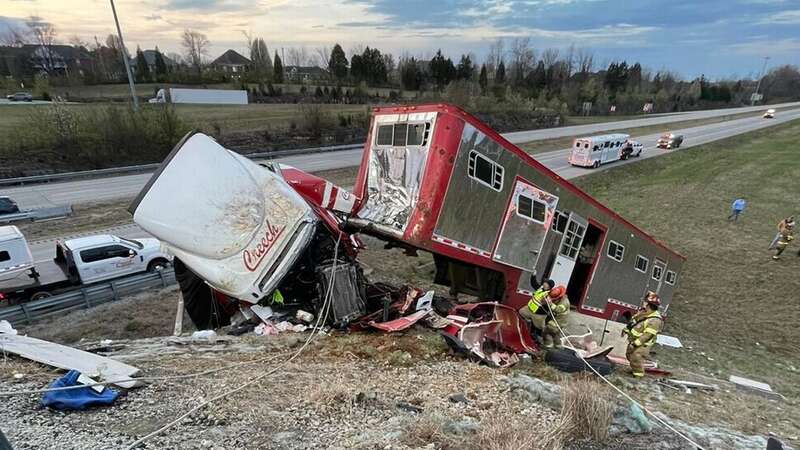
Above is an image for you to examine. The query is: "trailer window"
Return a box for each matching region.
[516,194,546,223]
[603,141,609,148]
[407,123,425,146]
[634,255,649,273]
[393,123,408,146]
[607,240,625,262]
[584,143,589,149]
[652,264,664,281]
[551,211,569,233]
[468,151,503,191]
[665,270,676,285]
[376,125,393,146]
[0,251,9,262]
[574,141,580,148]
[559,221,585,259]
[593,145,599,152]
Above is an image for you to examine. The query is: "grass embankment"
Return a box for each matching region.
[574,119,800,438]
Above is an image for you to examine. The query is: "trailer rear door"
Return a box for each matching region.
[550,213,588,286]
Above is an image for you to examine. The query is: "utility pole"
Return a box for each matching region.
[110,0,138,110]
[751,56,770,106]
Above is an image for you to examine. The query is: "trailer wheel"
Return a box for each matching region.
[593,160,601,169]
[30,291,52,301]
[174,258,231,329]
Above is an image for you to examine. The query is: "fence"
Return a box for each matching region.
[0,269,176,327]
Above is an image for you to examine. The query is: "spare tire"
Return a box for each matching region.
[174,258,231,330]
[544,348,615,375]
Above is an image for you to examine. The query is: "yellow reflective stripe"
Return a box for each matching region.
[552,303,568,314]
[633,339,642,347]
[630,329,643,337]
[643,327,659,335]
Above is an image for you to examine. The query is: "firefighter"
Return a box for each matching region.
[520,285,569,349]
[772,218,795,260]
[518,278,554,322]
[623,295,663,378]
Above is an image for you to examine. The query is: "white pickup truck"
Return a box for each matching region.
[0,226,171,303]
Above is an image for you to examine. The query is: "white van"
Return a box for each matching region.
[568,133,631,168]
[0,226,35,282]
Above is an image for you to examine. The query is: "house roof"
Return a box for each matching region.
[20,44,90,60]
[212,49,251,66]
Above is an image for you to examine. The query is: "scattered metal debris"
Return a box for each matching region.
[729,375,785,401]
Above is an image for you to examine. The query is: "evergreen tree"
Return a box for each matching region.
[273,52,284,83]
[328,44,349,80]
[478,64,488,93]
[456,54,474,80]
[496,60,506,84]
[401,58,422,91]
[430,50,456,88]
[153,47,168,77]
[135,46,151,82]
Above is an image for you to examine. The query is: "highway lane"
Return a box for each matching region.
[3,101,799,209]
[20,108,800,274]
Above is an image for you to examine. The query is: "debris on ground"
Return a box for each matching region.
[40,370,119,411]
[0,332,142,389]
[729,375,785,401]
[662,379,718,392]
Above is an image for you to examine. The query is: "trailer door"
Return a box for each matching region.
[549,213,588,286]
[492,179,558,270]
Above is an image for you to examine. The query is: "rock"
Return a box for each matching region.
[443,417,479,435]
[612,402,652,435]
[504,374,562,410]
[448,393,468,404]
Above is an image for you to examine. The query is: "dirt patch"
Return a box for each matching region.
[15,198,135,242]
[16,285,191,345]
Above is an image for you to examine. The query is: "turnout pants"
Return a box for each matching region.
[518,307,561,348]
[626,344,650,378]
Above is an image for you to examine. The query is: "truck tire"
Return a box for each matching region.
[30,291,52,301]
[173,258,231,329]
[544,348,615,375]
[147,259,169,272]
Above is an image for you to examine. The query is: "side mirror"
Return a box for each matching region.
[128,249,136,257]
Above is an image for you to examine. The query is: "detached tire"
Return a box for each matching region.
[544,348,615,375]
[173,258,231,329]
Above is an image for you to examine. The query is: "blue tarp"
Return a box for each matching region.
[40,370,119,410]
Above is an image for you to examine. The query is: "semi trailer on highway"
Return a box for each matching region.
[0,227,171,304]
[130,103,684,334]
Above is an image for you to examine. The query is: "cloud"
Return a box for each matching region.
[757,9,800,24]
[730,37,800,55]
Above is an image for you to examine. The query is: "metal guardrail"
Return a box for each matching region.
[0,143,364,187]
[0,269,176,326]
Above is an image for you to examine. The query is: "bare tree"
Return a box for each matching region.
[312,46,330,68]
[182,29,210,74]
[508,37,535,85]
[565,43,575,77]
[69,35,88,49]
[576,48,594,74]
[26,16,58,73]
[285,46,309,67]
[244,31,273,80]
[486,38,504,73]
[1,24,28,47]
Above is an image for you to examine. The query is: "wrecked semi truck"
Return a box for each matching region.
[129,104,684,335]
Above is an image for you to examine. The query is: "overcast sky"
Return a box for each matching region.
[2,0,799,79]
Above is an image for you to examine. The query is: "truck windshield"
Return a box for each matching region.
[120,237,144,249]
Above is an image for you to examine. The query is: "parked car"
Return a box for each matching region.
[620,140,644,159]
[6,92,33,102]
[0,197,19,215]
[763,109,776,119]
[0,230,172,303]
[656,133,684,149]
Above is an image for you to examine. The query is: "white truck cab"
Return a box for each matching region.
[129,133,318,303]
[0,226,35,282]
[763,109,776,119]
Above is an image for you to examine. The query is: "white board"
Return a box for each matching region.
[0,333,142,388]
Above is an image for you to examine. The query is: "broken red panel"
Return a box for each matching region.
[449,302,538,354]
[369,309,430,332]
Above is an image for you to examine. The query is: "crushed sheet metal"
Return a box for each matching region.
[449,303,538,354]
[370,309,430,332]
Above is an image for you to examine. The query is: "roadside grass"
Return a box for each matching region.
[573,119,800,439]
[519,109,779,155]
